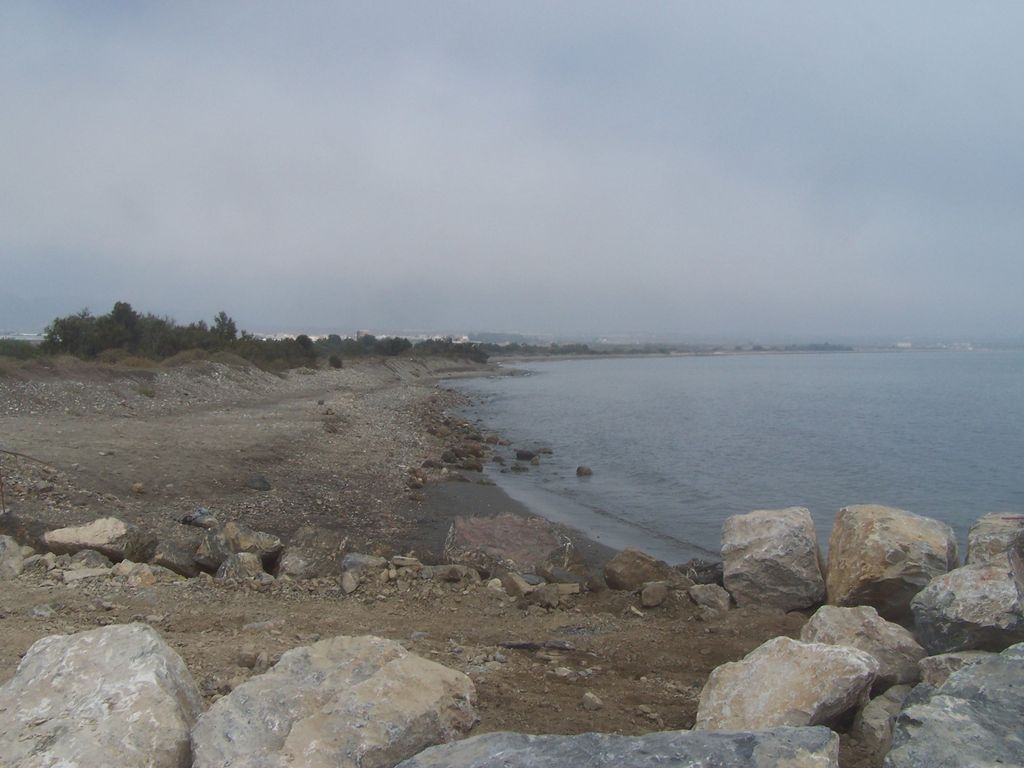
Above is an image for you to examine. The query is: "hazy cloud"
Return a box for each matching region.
[2,2,1022,338]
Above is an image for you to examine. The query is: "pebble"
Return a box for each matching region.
[581,691,604,711]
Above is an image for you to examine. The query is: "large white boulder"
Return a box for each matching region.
[191,634,477,768]
[966,512,1024,563]
[43,516,157,563]
[721,507,825,611]
[0,623,202,768]
[910,553,1024,654]
[826,505,958,622]
[694,636,878,730]
[800,605,924,691]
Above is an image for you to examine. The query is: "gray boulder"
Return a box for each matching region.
[396,728,839,768]
[722,507,826,611]
[0,623,202,768]
[0,534,25,579]
[885,642,1024,767]
[910,553,1024,653]
[191,634,477,768]
[275,525,348,579]
[917,650,994,686]
[800,605,924,691]
[966,512,1024,563]
[826,505,958,622]
[695,636,878,730]
[688,583,732,612]
[42,516,157,563]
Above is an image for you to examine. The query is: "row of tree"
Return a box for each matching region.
[38,303,489,369]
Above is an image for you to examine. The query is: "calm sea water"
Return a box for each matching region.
[449,351,1024,563]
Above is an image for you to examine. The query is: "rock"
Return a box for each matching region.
[396,728,840,768]
[826,505,958,622]
[0,623,202,768]
[676,558,724,586]
[70,548,113,569]
[340,571,359,594]
[444,514,570,576]
[392,555,423,568]
[20,554,54,576]
[195,522,283,571]
[575,465,593,477]
[917,650,994,686]
[695,636,878,730]
[515,450,537,461]
[580,691,603,711]
[528,583,562,609]
[721,507,825,611]
[799,605,925,691]
[245,473,272,491]
[909,553,1024,653]
[31,604,56,619]
[966,512,1024,563]
[130,481,145,495]
[191,635,477,768]
[275,526,347,579]
[60,566,112,582]
[180,506,220,529]
[641,581,669,608]
[0,510,50,550]
[886,642,1024,768]
[0,534,25,579]
[501,571,537,598]
[341,552,388,575]
[216,552,270,581]
[849,684,912,767]
[150,540,200,578]
[419,564,481,583]
[604,548,674,591]
[43,517,157,563]
[688,583,731,612]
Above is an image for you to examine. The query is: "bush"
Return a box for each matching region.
[328,354,343,369]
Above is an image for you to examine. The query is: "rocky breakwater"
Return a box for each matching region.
[705,503,1024,768]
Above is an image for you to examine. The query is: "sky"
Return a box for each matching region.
[2,2,1023,340]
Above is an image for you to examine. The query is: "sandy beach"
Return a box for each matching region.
[0,357,817,754]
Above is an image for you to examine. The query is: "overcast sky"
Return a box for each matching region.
[2,2,1022,339]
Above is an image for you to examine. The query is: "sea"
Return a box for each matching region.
[449,351,1024,564]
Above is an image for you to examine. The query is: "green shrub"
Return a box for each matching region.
[328,354,343,369]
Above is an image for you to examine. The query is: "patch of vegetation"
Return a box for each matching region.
[42,302,317,371]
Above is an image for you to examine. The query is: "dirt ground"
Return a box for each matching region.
[0,357,846,758]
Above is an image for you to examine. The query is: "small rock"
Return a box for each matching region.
[640,581,669,608]
[31,604,56,619]
[575,465,593,477]
[341,571,359,594]
[130,482,145,495]
[216,553,269,581]
[604,548,674,591]
[581,691,603,711]
[244,474,272,492]
[689,583,732,612]
[0,535,26,579]
[70,549,112,569]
